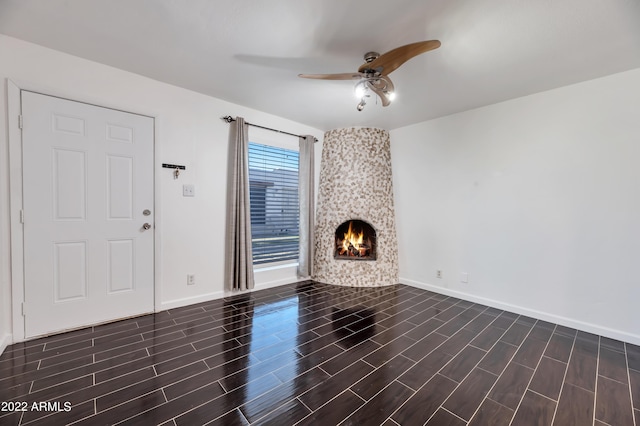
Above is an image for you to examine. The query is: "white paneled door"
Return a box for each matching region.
[21,92,154,338]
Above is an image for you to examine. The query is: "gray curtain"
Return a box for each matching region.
[225,117,255,291]
[297,135,315,278]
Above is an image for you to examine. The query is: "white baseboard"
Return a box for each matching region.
[221,277,308,299]
[159,291,225,311]
[0,333,12,356]
[158,278,306,312]
[256,276,307,291]
[401,277,640,346]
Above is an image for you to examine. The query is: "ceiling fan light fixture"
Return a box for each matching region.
[298,40,440,111]
[354,81,367,98]
[357,75,395,107]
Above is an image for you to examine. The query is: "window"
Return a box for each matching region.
[248,142,299,265]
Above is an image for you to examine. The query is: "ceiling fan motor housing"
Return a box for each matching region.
[363,51,380,63]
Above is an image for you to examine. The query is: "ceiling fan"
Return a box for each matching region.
[299,40,441,111]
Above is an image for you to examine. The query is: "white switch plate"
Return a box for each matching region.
[183,184,195,197]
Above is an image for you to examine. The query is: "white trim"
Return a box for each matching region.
[254,261,298,272]
[160,278,306,312]
[8,80,24,343]
[7,81,160,343]
[153,114,163,313]
[5,77,161,120]
[0,333,11,356]
[255,276,306,291]
[159,291,225,311]
[222,278,306,299]
[400,277,640,346]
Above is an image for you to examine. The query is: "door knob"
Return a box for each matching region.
[142,223,152,230]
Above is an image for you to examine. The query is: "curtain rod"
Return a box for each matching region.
[221,116,318,142]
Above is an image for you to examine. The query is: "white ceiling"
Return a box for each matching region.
[1,0,640,131]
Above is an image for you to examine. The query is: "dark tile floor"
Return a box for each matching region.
[1,281,638,425]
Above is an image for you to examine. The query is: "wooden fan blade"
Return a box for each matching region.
[358,40,441,74]
[298,73,363,80]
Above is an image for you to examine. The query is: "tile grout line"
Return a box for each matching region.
[404,314,498,401]
[56,398,98,426]
[100,388,171,426]
[242,391,308,425]
[536,324,564,426]
[449,315,529,422]
[236,407,250,426]
[361,358,377,370]
[593,336,601,426]
[527,388,559,403]
[335,391,369,426]
[543,326,576,426]
[380,417,401,426]
[625,343,638,426]
[16,318,161,360]
[461,317,541,425]
[170,371,297,426]
[442,406,466,423]
[389,303,486,371]
[36,353,205,422]
[3,354,94,397]
[297,396,313,413]
[296,389,364,426]
[108,388,173,426]
[387,307,511,423]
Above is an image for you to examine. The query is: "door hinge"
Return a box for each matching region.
[20,209,24,224]
[22,302,26,316]
[18,114,23,130]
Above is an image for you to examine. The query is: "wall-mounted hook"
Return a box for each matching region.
[162,163,186,179]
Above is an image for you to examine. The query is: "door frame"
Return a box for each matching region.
[7,80,162,343]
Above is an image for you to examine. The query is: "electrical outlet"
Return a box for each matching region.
[461,272,469,284]
[183,184,195,197]
[436,270,442,279]
[187,274,196,285]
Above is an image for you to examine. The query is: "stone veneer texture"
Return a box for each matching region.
[313,127,399,287]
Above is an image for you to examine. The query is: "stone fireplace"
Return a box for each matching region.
[313,127,399,287]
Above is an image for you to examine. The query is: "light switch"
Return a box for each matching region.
[183,184,195,197]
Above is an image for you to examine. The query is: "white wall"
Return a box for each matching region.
[391,68,640,345]
[0,35,323,345]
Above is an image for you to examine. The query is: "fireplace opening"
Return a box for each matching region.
[334,220,376,260]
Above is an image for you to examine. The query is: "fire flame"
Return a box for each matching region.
[337,221,371,257]
[341,221,364,254]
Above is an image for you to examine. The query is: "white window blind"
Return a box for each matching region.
[248,142,299,265]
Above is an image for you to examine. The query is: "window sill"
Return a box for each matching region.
[254,261,299,272]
